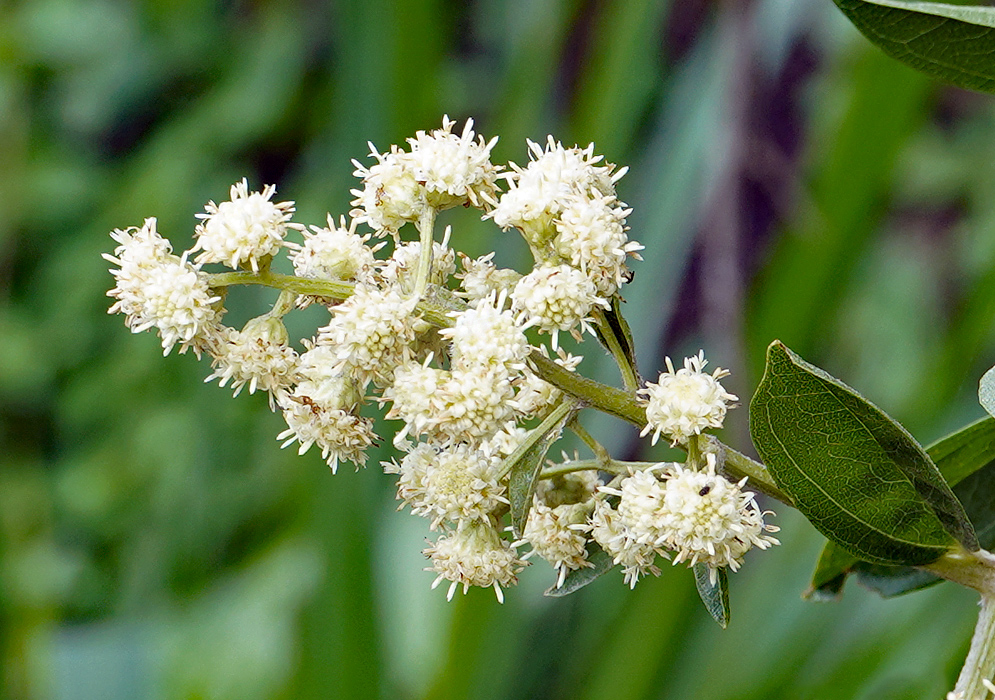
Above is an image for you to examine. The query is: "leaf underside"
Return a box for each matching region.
[693,564,730,628]
[834,0,995,94]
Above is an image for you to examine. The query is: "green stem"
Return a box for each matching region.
[703,435,792,505]
[593,306,640,393]
[497,398,579,480]
[268,289,298,318]
[413,207,438,299]
[568,417,611,467]
[539,459,658,480]
[528,350,645,425]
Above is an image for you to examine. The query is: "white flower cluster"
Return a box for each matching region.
[105,118,776,602]
[593,455,779,587]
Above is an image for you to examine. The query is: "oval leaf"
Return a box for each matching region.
[693,564,730,628]
[834,0,995,94]
[809,416,995,597]
[506,401,579,538]
[750,341,970,565]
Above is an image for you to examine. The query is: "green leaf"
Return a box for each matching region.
[930,415,995,485]
[692,564,730,628]
[592,296,641,383]
[833,0,995,94]
[507,401,578,539]
[750,341,972,565]
[980,366,995,418]
[808,416,995,597]
[544,542,616,597]
[806,541,860,601]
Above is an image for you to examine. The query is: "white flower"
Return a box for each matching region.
[192,179,297,272]
[289,215,381,285]
[205,316,299,406]
[490,137,625,240]
[105,219,221,356]
[638,351,738,446]
[656,456,779,583]
[277,385,376,473]
[351,145,427,234]
[424,521,526,603]
[385,361,517,445]
[554,193,641,297]
[613,468,670,544]
[512,263,608,348]
[478,424,529,459]
[588,499,662,588]
[520,501,592,588]
[441,292,530,372]
[317,283,429,388]
[404,116,502,210]
[456,252,521,304]
[393,444,507,528]
[382,235,457,292]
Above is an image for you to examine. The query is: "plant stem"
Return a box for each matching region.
[413,207,438,299]
[539,459,659,480]
[704,435,792,505]
[568,417,611,467]
[957,593,995,699]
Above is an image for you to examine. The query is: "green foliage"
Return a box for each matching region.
[833,0,995,93]
[751,341,974,565]
[810,417,995,599]
[693,565,731,629]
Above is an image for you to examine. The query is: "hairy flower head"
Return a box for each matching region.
[638,351,738,446]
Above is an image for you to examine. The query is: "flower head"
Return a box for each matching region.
[317,283,429,388]
[289,215,381,285]
[351,146,427,234]
[588,498,662,588]
[456,252,521,304]
[277,384,376,472]
[520,500,592,588]
[656,456,779,583]
[205,316,299,405]
[554,193,641,296]
[638,351,738,446]
[442,292,530,372]
[392,444,507,528]
[192,179,297,272]
[404,116,502,210]
[424,521,526,603]
[491,137,624,240]
[512,263,608,348]
[105,218,222,356]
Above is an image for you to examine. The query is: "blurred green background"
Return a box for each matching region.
[3,0,995,698]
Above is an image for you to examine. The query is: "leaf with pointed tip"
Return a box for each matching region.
[507,402,579,539]
[808,416,995,598]
[593,296,641,383]
[693,564,730,628]
[544,542,615,597]
[751,341,973,565]
[833,0,995,94]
